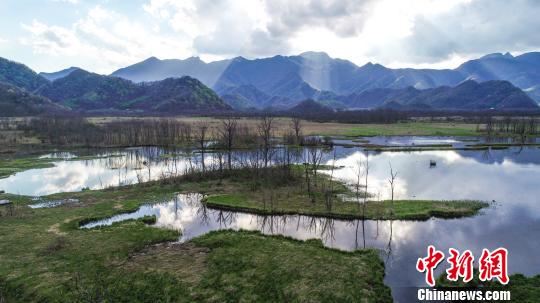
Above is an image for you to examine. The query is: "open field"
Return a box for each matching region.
[340,122,482,137]
[87,116,487,137]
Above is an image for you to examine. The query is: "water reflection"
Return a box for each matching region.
[2,145,540,199]
[327,148,540,212]
[356,135,540,147]
[1,143,538,302]
[28,198,79,209]
[0,147,205,196]
[81,193,540,302]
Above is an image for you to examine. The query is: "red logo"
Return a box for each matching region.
[416,245,445,287]
[417,246,509,287]
[479,248,509,285]
[446,248,474,283]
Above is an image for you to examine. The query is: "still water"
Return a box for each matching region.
[2,138,540,302]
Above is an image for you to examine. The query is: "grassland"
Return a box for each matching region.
[191,164,488,221]
[340,122,483,137]
[86,116,488,137]
[0,179,392,302]
[205,193,488,220]
[0,156,56,178]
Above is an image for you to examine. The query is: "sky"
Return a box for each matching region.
[0,0,539,74]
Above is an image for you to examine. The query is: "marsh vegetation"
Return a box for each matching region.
[1,115,539,302]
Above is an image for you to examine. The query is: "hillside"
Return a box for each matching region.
[342,80,539,110]
[39,69,141,110]
[457,52,540,101]
[0,57,49,92]
[289,99,334,114]
[219,85,270,109]
[0,82,66,116]
[137,77,231,112]
[38,69,230,113]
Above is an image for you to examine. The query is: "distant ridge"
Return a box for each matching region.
[342,80,538,110]
[40,67,80,81]
[1,51,540,115]
[111,56,231,87]
[111,51,540,109]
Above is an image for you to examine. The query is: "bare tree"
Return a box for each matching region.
[257,116,274,168]
[386,220,394,263]
[324,149,337,212]
[362,152,370,219]
[291,117,302,143]
[354,159,363,213]
[194,122,209,172]
[388,162,397,216]
[485,116,494,138]
[308,146,324,185]
[218,118,238,170]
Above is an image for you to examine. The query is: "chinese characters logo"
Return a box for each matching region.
[416,246,508,287]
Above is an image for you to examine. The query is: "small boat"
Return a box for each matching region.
[429,160,437,167]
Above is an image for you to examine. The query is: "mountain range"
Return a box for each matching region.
[110,51,540,110]
[0,57,230,115]
[344,80,537,110]
[38,69,230,113]
[0,51,539,116]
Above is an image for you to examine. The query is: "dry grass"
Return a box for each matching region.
[87,116,362,137]
[124,242,209,285]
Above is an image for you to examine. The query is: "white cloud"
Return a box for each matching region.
[21,20,81,55]
[52,0,79,4]
[365,0,540,66]
[17,0,540,71]
[143,0,276,57]
[140,0,473,66]
[20,5,191,73]
[263,0,376,38]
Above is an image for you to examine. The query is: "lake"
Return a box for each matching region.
[2,137,540,302]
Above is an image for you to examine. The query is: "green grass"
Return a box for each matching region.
[341,122,483,137]
[437,272,540,302]
[0,153,128,179]
[0,186,182,302]
[0,165,489,301]
[0,176,392,302]
[0,156,56,178]
[466,142,540,148]
[363,146,495,152]
[197,166,488,220]
[205,193,488,220]
[189,230,392,302]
